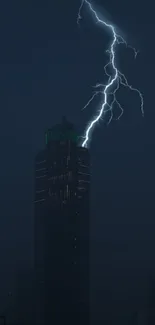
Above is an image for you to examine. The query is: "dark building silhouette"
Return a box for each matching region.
[147,274,155,325]
[34,117,90,324]
[15,268,35,325]
[0,316,6,325]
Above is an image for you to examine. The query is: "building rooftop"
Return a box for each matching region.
[45,116,78,145]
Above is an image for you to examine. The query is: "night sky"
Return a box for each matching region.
[0,0,155,323]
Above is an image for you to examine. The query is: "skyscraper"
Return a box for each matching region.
[34,117,90,325]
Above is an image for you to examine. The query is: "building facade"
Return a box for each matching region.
[34,118,90,324]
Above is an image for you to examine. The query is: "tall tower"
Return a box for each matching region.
[34,118,90,325]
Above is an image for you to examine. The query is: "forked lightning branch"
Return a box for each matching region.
[78,0,144,148]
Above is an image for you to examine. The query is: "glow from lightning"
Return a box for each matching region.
[77,0,144,148]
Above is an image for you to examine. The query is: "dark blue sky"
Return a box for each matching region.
[0,0,155,323]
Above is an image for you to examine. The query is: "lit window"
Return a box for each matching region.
[68,171,72,181]
[66,185,69,198]
[36,160,46,165]
[78,171,90,176]
[36,189,46,193]
[36,168,46,172]
[67,156,70,166]
[34,198,45,203]
[36,175,46,179]
[79,164,88,168]
[77,187,85,191]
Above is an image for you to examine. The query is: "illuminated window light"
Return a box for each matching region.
[36,168,46,172]
[36,189,46,193]
[36,175,46,179]
[34,198,45,203]
[77,187,85,191]
[79,164,88,168]
[36,160,46,165]
[66,185,69,198]
[68,171,72,181]
[67,156,70,166]
[78,171,90,176]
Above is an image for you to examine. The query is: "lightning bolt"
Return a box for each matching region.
[77,0,144,148]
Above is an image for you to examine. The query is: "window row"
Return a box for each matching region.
[48,172,72,182]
